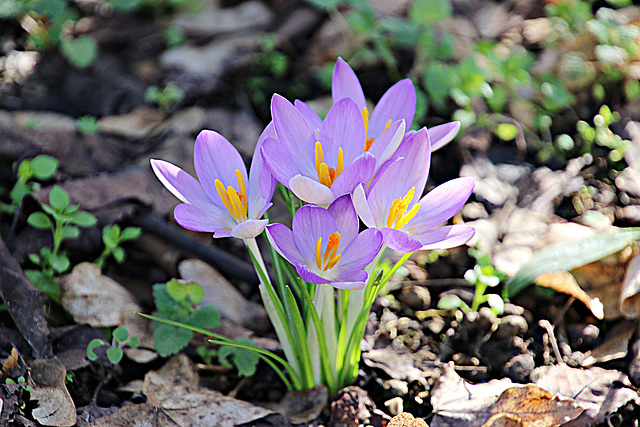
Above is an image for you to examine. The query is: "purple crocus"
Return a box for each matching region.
[352,128,475,253]
[332,57,460,153]
[266,195,383,290]
[151,128,276,239]
[261,94,377,205]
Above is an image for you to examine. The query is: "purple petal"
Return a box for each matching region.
[297,264,330,285]
[266,223,306,266]
[292,205,336,262]
[289,174,336,205]
[151,159,217,212]
[294,100,323,131]
[231,219,269,239]
[366,119,405,172]
[330,278,368,290]
[332,57,366,111]
[327,195,358,245]
[318,98,365,163]
[428,121,461,152]
[330,151,375,198]
[174,203,231,235]
[248,123,276,219]
[334,228,382,273]
[415,225,475,250]
[352,184,376,228]
[369,79,416,137]
[194,130,247,209]
[381,228,423,253]
[261,137,301,188]
[405,177,475,233]
[271,94,316,176]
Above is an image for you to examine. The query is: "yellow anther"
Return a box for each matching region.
[315,231,342,272]
[314,141,344,188]
[386,187,419,229]
[214,169,248,222]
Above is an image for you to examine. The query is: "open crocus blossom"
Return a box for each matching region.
[332,57,460,153]
[266,195,382,290]
[353,127,476,253]
[151,128,276,239]
[261,94,378,205]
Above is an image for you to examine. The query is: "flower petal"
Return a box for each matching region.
[174,203,231,234]
[327,195,358,246]
[248,123,276,219]
[150,159,216,210]
[294,99,323,131]
[428,121,461,152]
[334,228,382,273]
[318,98,365,163]
[367,119,405,172]
[381,228,423,253]
[231,219,269,239]
[352,184,376,228]
[405,177,475,233]
[297,264,331,285]
[415,225,475,250]
[289,174,336,205]
[330,278,368,290]
[330,151,375,198]
[332,57,366,111]
[271,94,316,176]
[266,223,306,266]
[369,78,416,137]
[292,204,336,261]
[194,130,247,208]
[261,137,301,188]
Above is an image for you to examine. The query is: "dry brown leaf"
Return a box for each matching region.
[580,321,636,367]
[388,412,428,427]
[533,364,639,426]
[481,385,583,427]
[535,271,604,319]
[2,347,19,374]
[29,358,76,426]
[264,385,328,424]
[59,262,156,363]
[620,252,640,318]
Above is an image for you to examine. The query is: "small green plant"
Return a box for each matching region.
[152,279,221,357]
[26,185,97,301]
[438,249,506,314]
[145,82,184,111]
[196,336,260,377]
[76,116,100,135]
[0,155,58,216]
[87,326,140,365]
[95,224,142,268]
[4,376,32,392]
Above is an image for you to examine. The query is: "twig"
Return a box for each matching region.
[540,319,565,365]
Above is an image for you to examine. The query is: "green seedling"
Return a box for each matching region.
[4,376,32,392]
[196,336,260,377]
[87,326,140,365]
[438,249,506,314]
[0,155,58,216]
[76,116,100,135]
[95,224,142,268]
[152,279,221,357]
[145,82,184,111]
[26,185,97,301]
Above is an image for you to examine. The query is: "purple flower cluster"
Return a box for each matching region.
[151,58,475,290]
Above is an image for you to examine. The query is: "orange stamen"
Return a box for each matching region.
[315,231,342,272]
[214,169,248,222]
[314,142,344,188]
[386,187,420,229]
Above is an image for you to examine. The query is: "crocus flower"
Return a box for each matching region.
[332,57,460,153]
[151,127,276,239]
[352,127,475,253]
[261,94,377,205]
[266,195,382,290]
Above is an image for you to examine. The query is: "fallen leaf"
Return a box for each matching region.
[533,364,639,426]
[90,354,273,426]
[481,385,583,427]
[266,385,328,424]
[388,412,428,427]
[2,347,19,374]
[620,252,640,318]
[29,358,76,426]
[362,348,432,386]
[579,321,636,367]
[535,271,603,319]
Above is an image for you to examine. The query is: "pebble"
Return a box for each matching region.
[398,285,431,310]
[495,315,528,339]
[566,323,600,350]
[502,353,535,383]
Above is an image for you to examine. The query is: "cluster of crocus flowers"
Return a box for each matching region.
[150,57,476,393]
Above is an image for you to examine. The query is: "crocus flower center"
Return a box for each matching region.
[387,187,420,229]
[362,107,391,152]
[214,169,248,222]
[315,231,342,272]
[315,141,343,188]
